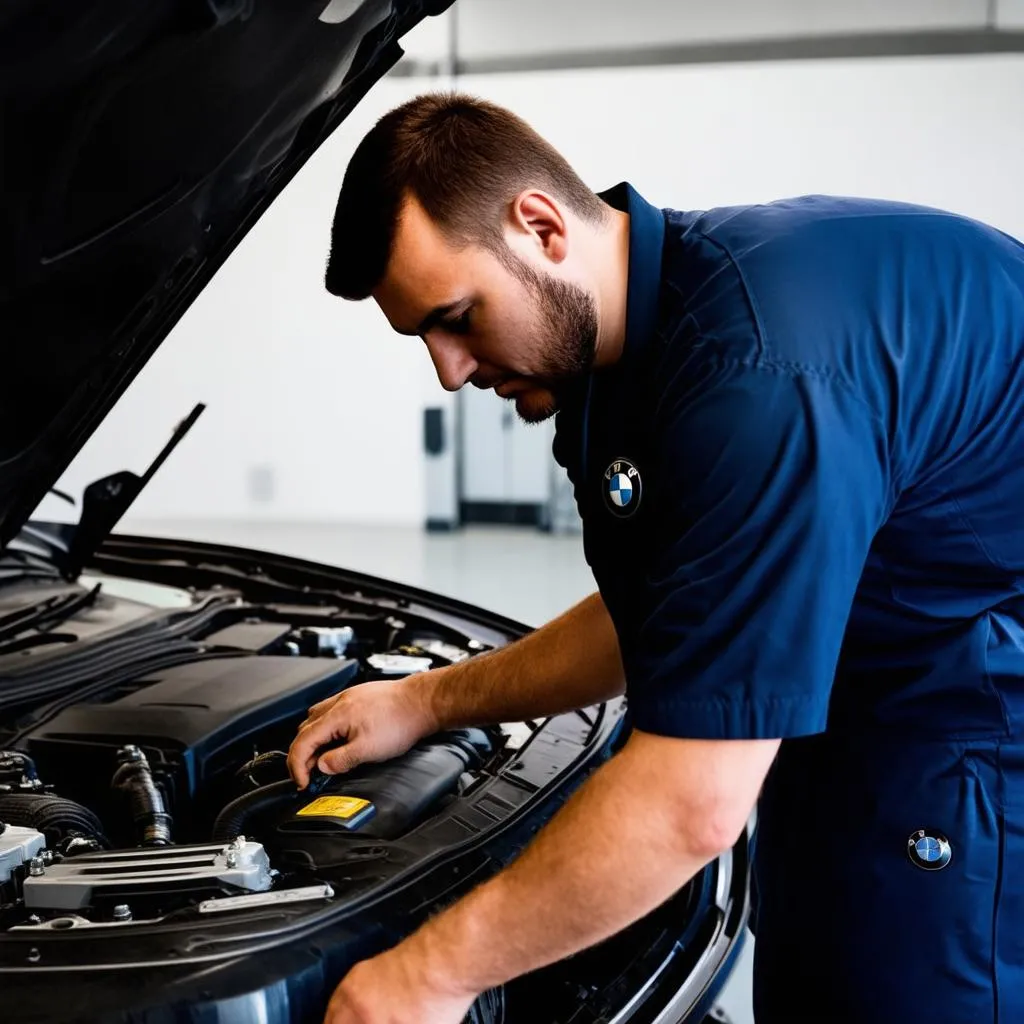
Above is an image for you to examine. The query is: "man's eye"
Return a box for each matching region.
[443,310,472,335]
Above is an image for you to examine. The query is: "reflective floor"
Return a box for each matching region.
[122,518,756,1023]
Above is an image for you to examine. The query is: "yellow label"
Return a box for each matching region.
[297,796,372,819]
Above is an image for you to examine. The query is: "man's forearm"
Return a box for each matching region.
[415,592,624,730]
[402,731,776,997]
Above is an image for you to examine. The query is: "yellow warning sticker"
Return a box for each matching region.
[297,796,372,819]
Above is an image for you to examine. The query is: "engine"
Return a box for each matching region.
[22,644,361,843]
[0,617,500,933]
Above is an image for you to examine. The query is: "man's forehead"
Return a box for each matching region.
[375,201,457,310]
[374,197,490,333]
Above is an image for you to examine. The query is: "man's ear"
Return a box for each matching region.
[508,190,568,264]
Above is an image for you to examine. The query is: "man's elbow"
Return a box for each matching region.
[622,731,776,863]
[679,806,749,862]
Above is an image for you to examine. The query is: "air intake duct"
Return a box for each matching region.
[277,729,493,842]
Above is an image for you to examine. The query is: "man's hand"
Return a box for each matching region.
[324,945,477,1024]
[287,673,444,788]
[288,593,627,790]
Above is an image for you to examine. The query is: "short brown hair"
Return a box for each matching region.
[324,92,606,300]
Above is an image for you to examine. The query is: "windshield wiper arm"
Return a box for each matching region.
[0,584,102,649]
[62,403,206,580]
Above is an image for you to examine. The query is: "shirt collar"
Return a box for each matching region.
[597,182,666,363]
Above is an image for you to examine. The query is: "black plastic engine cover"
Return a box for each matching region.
[23,655,359,839]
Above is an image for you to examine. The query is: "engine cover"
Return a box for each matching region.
[23,655,359,839]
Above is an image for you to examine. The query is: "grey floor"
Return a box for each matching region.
[124,518,755,1023]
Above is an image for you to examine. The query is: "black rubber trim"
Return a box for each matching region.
[425,518,457,532]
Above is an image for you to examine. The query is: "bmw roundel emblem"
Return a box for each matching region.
[603,458,642,518]
[907,829,952,871]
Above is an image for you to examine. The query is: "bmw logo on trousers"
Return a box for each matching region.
[907,829,952,870]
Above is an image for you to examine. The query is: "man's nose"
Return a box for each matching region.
[424,333,478,392]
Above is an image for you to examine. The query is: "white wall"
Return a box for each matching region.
[460,54,1024,239]
[402,0,1005,66]
[1004,0,1024,28]
[44,52,1024,529]
[449,0,990,60]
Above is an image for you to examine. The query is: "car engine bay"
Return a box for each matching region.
[0,540,746,1024]
[0,569,538,938]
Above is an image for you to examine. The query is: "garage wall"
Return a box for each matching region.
[461,54,1024,238]
[44,52,1024,529]
[400,0,1022,67]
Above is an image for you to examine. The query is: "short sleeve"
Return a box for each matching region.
[625,359,890,740]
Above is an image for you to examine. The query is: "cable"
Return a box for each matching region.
[211,779,297,844]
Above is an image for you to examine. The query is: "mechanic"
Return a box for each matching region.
[288,93,1024,1024]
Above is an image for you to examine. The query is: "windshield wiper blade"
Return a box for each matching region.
[0,583,101,649]
[61,403,206,580]
[0,593,70,635]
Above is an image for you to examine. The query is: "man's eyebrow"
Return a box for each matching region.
[395,302,462,338]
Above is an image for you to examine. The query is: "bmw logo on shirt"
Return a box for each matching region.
[603,458,643,518]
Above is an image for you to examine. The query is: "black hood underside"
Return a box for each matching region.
[0,0,449,549]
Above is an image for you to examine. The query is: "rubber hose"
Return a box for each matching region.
[211,778,297,844]
[112,751,173,846]
[0,793,109,848]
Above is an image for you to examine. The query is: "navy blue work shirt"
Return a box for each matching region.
[552,184,1024,744]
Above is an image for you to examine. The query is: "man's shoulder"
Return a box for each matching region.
[666,194,971,241]
[661,195,997,276]
[655,195,1011,371]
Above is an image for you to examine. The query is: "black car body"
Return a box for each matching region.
[0,3,749,1021]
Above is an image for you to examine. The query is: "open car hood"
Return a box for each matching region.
[0,0,449,550]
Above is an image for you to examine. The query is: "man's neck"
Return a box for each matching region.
[591,208,631,369]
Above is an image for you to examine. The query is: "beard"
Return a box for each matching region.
[500,250,598,423]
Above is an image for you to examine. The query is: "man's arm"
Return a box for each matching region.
[325,730,779,1022]
[423,590,625,728]
[288,592,623,787]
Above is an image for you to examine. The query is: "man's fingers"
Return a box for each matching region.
[296,696,351,737]
[288,713,348,788]
[297,698,341,733]
[307,693,343,720]
[318,740,367,777]
[287,745,312,790]
[297,713,330,736]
